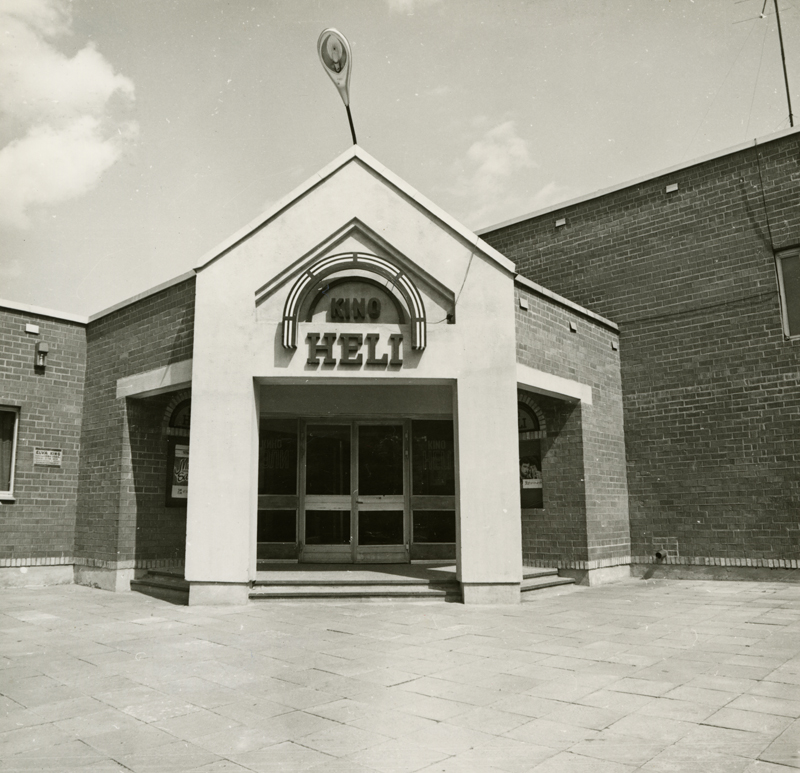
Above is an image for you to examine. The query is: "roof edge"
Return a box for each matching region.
[194,144,516,277]
[477,125,800,234]
[0,298,88,325]
[88,271,196,323]
[514,274,619,332]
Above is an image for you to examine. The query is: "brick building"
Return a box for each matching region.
[1,131,797,602]
[481,126,800,580]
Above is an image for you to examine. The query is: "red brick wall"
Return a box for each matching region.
[488,132,800,567]
[516,284,628,569]
[76,278,195,567]
[0,308,86,563]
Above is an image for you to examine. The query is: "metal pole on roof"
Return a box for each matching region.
[318,28,357,144]
[773,0,794,127]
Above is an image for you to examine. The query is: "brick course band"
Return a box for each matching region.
[0,557,183,570]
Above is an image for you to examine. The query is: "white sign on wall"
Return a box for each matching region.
[34,448,62,467]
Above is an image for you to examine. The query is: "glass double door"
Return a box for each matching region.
[302,422,408,563]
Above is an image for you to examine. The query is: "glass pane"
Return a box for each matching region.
[781,254,800,336]
[358,425,403,495]
[305,510,350,545]
[259,419,297,495]
[519,438,543,509]
[413,511,456,543]
[306,425,350,495]
[0,410,15,492]
[257,510,296,543]
[169,400,191,430]
[518,403,539,433]
[359,510,404,545]
[412,420,455,495]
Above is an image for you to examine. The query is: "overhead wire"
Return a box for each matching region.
[744,15,771,139]
[680,16,761,161]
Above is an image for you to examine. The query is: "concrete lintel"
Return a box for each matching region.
[116,359,193,399]
[516,363,593,405]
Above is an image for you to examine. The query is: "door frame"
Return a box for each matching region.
[299,418,410,563]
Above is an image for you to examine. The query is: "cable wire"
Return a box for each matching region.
[744,17,770,139]
[681,17,760,161]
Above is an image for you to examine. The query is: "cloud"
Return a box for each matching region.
[0,0,136,228]
[0,117,137,227]
[386,0,441,13]
[449,121,574,229]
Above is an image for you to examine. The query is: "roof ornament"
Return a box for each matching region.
[317,28,357,144]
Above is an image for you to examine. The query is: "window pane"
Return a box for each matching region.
[259,419,298,495]
[359,425,403,495]
[781,254,800,336]
[0,410,16,492]
[413,510,456,543]
[257,510,296,543]
[359,510,404,545]
[412,420,455,495]
[306,425,351,495]
[519,437,543,509]
[305,510,350,545]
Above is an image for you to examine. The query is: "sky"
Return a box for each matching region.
[1,0,799,317]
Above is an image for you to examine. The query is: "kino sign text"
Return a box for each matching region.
[306,294,403,366]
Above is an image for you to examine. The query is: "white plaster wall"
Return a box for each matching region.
[186,158,521,586]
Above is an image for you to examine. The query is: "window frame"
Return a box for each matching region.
[775,247,800,339]
[0,406,20,501]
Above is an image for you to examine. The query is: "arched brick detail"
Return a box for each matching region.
[517,391,547,438]
[162,389,191,437]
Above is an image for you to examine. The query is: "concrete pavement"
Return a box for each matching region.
[1,578,799,772]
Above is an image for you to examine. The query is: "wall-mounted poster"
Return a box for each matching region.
[518,402,544,509]
[166,440,189,506]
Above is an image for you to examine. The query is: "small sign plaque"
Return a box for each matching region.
[34,448,62,467]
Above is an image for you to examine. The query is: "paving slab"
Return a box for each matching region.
[0,578,799,771]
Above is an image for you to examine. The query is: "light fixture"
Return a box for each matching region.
[35,342,49,369]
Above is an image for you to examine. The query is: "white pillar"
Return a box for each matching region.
[455,370,522,604]
[184,377,259,605]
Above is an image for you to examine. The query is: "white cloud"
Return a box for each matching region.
[0,0,136,228]
[0,117,137,227]
[450,121,573,229]
[386,0,441,13]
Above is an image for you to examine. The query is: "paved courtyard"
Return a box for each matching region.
[1,578,799,772]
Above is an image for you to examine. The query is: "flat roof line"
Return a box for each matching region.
[0,298,88,325]
[514,274,619,332]
[477,126,800,234]
[88,271,196,322]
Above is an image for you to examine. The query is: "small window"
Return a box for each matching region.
[776,248,800,338]
[0,408,19,499]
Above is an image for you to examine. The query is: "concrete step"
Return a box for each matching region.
[250,579,460,601]
[521,568,575,594]
[130,573,189,605]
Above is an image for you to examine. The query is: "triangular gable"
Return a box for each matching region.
[194,145,516,278]
[255,219,457,353]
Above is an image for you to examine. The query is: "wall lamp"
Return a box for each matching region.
[35,342,49,369]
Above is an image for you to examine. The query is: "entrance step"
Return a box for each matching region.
[130,565,574,604]
[130,569,188,605]
[521,567,576,595]
[252,562,461,602]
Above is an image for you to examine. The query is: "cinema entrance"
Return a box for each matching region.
[257,414,457,565]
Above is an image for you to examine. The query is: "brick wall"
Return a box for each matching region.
[0,308,86,563]
[516,283,629,569]
[76,278,195,568]
[487,131,800,566]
